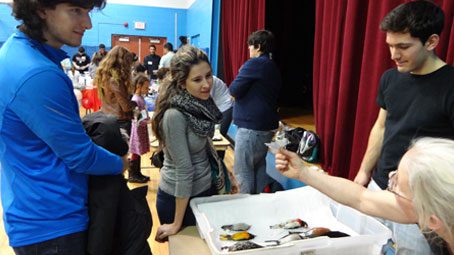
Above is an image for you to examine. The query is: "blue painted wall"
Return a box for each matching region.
[187,0,213,53]
[0,4,19,44]
[0,1,216,52]
[210,0,221,75]
[89,4,187,48]
[0,3,186,47]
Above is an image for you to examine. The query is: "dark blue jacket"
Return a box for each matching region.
[229,54,281,131]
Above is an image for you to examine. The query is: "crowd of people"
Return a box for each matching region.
[0,0,453,255]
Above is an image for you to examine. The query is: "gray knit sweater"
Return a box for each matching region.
[159,108,212,197]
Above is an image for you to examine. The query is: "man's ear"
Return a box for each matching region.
[36,7,48,19]
[425,34,439,51]
[427,214,443,232]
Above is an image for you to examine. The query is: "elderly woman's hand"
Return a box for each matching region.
[275,149,308,181]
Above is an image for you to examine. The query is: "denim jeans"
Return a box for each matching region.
[368,180,431,255]
[156,186,216,226]
[13,231,86,255]
[234,128,274,194]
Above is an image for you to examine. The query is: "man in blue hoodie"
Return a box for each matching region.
[0,1,124,254]
[229,30,282,194]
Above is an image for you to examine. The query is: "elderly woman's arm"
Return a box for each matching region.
[275,149,417,224]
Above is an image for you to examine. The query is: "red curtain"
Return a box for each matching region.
[221,0,266,85]
[313,0,454,179]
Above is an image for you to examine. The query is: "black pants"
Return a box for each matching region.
[14,231,86,255]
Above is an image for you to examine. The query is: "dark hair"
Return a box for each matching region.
[99,43,106,49]
[132,52,138,62]
[133,63,146,73]
[132,73,149,91]
[92,53,103,66]
[164,42,174,52]
[179,36,188,45]
[152,45,210,146]
[12,0,106,42]
[156,67,169,81]
[78,46,85,53]
[380,0,444,44]
[149,44,156,50]
[247,30,274,55]
[95,46,134,100]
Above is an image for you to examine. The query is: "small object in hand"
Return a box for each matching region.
[270,218,308,229]
[221,241,263,251]
[221,223,251,231]
[220,231,255,241]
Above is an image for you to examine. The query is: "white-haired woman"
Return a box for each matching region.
[275,137,454,254]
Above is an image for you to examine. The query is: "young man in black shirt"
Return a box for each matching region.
[353,1,454,254]
[143,44,160,80]
[72,46,91,73]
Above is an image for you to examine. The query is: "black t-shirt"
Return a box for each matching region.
[72,53,91,73]
[143,54,161,79]
[373,65,454,189]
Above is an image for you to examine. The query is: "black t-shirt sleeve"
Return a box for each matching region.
[376,69,392,110]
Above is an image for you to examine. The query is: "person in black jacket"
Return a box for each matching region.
[143,44,161,80]
[83,111,152,255]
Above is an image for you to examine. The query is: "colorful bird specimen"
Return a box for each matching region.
[270,218,308,229]
[221,241,263,252]
[220,231,255,241]
[221,223,251,231]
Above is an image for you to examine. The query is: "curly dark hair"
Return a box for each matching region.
[380,0,444,44]
[156,67,170,81]
[12,0,106,42]
[151,45,210,147]
[95,45,134,100]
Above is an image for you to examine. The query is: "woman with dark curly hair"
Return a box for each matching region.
[95,45,150,182]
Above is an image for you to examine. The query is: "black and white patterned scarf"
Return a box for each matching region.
[169,91,222,137]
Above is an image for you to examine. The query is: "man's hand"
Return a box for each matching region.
[275,149,307,180]
[121,155,129,173]
[353,170,371,186]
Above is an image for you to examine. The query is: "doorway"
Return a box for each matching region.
[111,35,167,63]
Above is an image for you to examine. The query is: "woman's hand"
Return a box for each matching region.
[275,149,307,180]
[155,223,181,242]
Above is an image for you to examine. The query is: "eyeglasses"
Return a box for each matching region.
[386,171,412,201]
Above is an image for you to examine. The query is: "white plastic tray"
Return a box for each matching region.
[190,186,392,255]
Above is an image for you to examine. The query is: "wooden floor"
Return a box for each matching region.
[0,107,313,255]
